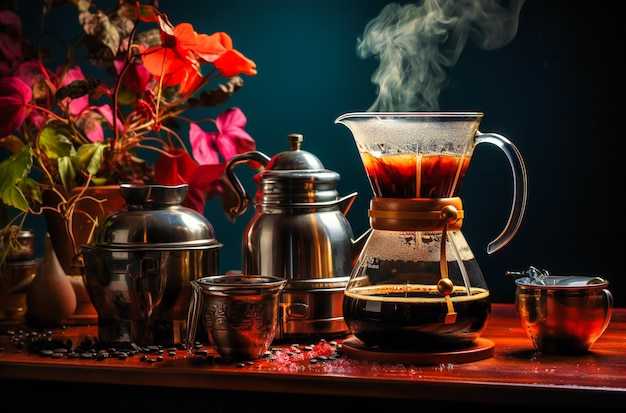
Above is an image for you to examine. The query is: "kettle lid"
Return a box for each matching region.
[257,134,341,205]
[265,133,325,171]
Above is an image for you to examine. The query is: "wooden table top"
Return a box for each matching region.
[1,303,625,409]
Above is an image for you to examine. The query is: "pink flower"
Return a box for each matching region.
[58,66,89,116]
[0,76,32,138]
[190,107,255,164]
[153,107,256,213]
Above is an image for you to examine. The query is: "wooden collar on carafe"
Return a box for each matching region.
[368,197,464,325]
[368,197,463,232]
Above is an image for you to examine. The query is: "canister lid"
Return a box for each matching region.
[2,229,36,261]
[91,184,220,249]
[515,275,608,289]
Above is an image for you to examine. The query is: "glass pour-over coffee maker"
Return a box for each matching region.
[335,112,527,358]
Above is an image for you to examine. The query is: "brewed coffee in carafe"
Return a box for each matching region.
[335,112,527,351]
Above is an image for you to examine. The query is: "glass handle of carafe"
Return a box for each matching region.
[475,132,528,254]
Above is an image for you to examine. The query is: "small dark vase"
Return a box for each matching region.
[25,233,77,327]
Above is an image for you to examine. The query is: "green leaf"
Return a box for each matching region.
[116,86,137,106]
[97,18,121,56]
[188,77,243,108]
[137,5,162,22]
[0,145,33,211]
[76,142,106,176]
[20,177,42,205]
[38,124,74,160]
[57,155,78,192]
[90,176,109,186]
[0,135,26,154]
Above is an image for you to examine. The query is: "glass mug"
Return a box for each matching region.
[515,275,613,354]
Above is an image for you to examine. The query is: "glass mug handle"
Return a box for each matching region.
[600,288,614,336]
[186,280,204,356]
[475,132,528,254]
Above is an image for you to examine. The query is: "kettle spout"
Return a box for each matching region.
[337,192,358,215]
[351,227,372,268]
[337,191,370,266]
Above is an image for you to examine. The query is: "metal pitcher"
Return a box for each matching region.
[224,133,369,339]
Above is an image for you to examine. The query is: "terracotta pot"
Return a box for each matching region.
[42,185,126,276]
[42,185,126,323]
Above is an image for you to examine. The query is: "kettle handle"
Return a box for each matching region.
[224,151,271,217]
[475,132,528,254]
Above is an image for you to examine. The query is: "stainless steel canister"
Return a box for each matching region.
[82,184,222,346]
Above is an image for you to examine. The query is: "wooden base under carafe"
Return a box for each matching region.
[342,336,495,365]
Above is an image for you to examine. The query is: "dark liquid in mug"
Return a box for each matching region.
[343,285,490,351]
[361,152,471,198]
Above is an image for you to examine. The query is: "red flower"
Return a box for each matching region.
[214,48,257,78]
[140,18,256,94]
[153,148,199,187]
[113,60,155,95]
[142,23,223,94]
[153,148,225,213]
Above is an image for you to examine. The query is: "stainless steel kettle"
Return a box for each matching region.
[224,133,369,339]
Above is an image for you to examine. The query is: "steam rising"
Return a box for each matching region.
[358,0,526,111]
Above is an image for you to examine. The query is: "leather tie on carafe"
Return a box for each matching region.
[368,197,464,324]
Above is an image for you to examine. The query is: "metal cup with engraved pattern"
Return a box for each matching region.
[187,274,286,360]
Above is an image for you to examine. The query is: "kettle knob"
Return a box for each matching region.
[288,133,303,150]
[266,133,325,171]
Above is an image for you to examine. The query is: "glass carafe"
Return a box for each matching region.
[335,112,527,351]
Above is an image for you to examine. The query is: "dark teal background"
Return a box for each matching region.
[13,1,623,306]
